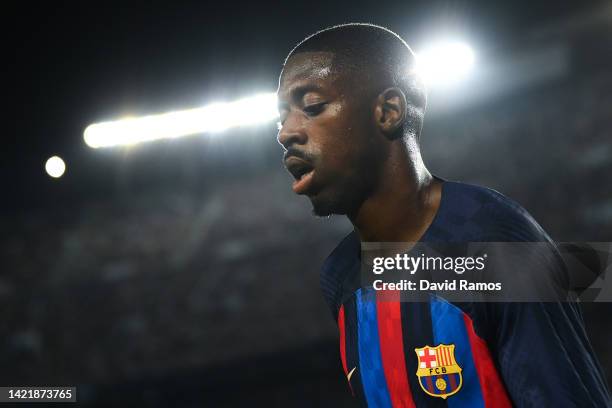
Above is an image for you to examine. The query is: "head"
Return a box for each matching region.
[277,23,427,217]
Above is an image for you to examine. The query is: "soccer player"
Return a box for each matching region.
[276,24,611,407]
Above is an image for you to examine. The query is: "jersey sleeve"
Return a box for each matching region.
[475,204,611,406]
[475,236,611,406]
[487,301,611,407]
[319,231,360,321]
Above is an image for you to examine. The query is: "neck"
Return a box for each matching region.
[349,140,442,243]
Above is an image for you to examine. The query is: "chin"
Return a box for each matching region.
[309,191,352,217]
[311,202,340,217]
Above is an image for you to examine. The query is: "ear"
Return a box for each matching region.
[374,87,407,139]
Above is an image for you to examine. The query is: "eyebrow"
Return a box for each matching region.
[278,83,325,110]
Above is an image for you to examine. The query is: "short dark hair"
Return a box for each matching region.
[284,23,427,137]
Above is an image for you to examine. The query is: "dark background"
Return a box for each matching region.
[3,1,611,406]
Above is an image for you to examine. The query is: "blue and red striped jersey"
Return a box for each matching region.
[321,179,611,407]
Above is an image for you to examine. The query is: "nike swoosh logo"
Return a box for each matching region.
[347,366,357,382]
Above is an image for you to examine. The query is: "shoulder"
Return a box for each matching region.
[320,231,360,320]
[435,180,553,243]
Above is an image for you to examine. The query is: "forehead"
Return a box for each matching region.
[278,51,340,100]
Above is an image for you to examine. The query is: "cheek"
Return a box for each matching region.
[315,123,354,162]
[320,135,366,181]
[311,103,373,173]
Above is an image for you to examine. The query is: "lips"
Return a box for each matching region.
[284,156,315,194]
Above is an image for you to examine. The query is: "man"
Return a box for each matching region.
[276,24,610,407]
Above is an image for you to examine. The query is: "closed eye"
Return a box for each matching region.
[276,102,327,130]
[303,102,327,116]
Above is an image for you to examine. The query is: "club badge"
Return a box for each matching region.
[415,344,462,399]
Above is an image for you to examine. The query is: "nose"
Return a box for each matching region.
[277,114,307,151]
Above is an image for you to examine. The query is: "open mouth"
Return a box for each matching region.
[285,157,315,194]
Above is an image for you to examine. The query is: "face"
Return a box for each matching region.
[277,52,385,217]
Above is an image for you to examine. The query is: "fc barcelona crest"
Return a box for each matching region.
[414,344,463,399]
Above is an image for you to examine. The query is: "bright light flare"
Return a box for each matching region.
[415,42,475,87]
[84,44,475,149]
[45,156,66,178]
[84,92,279,148]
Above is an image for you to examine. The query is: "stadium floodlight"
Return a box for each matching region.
[414,41,475,87]
[84,43,474,149]
[84,92,279,148]
[45,156,66,178]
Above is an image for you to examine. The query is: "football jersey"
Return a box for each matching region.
[320,179,611,407]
